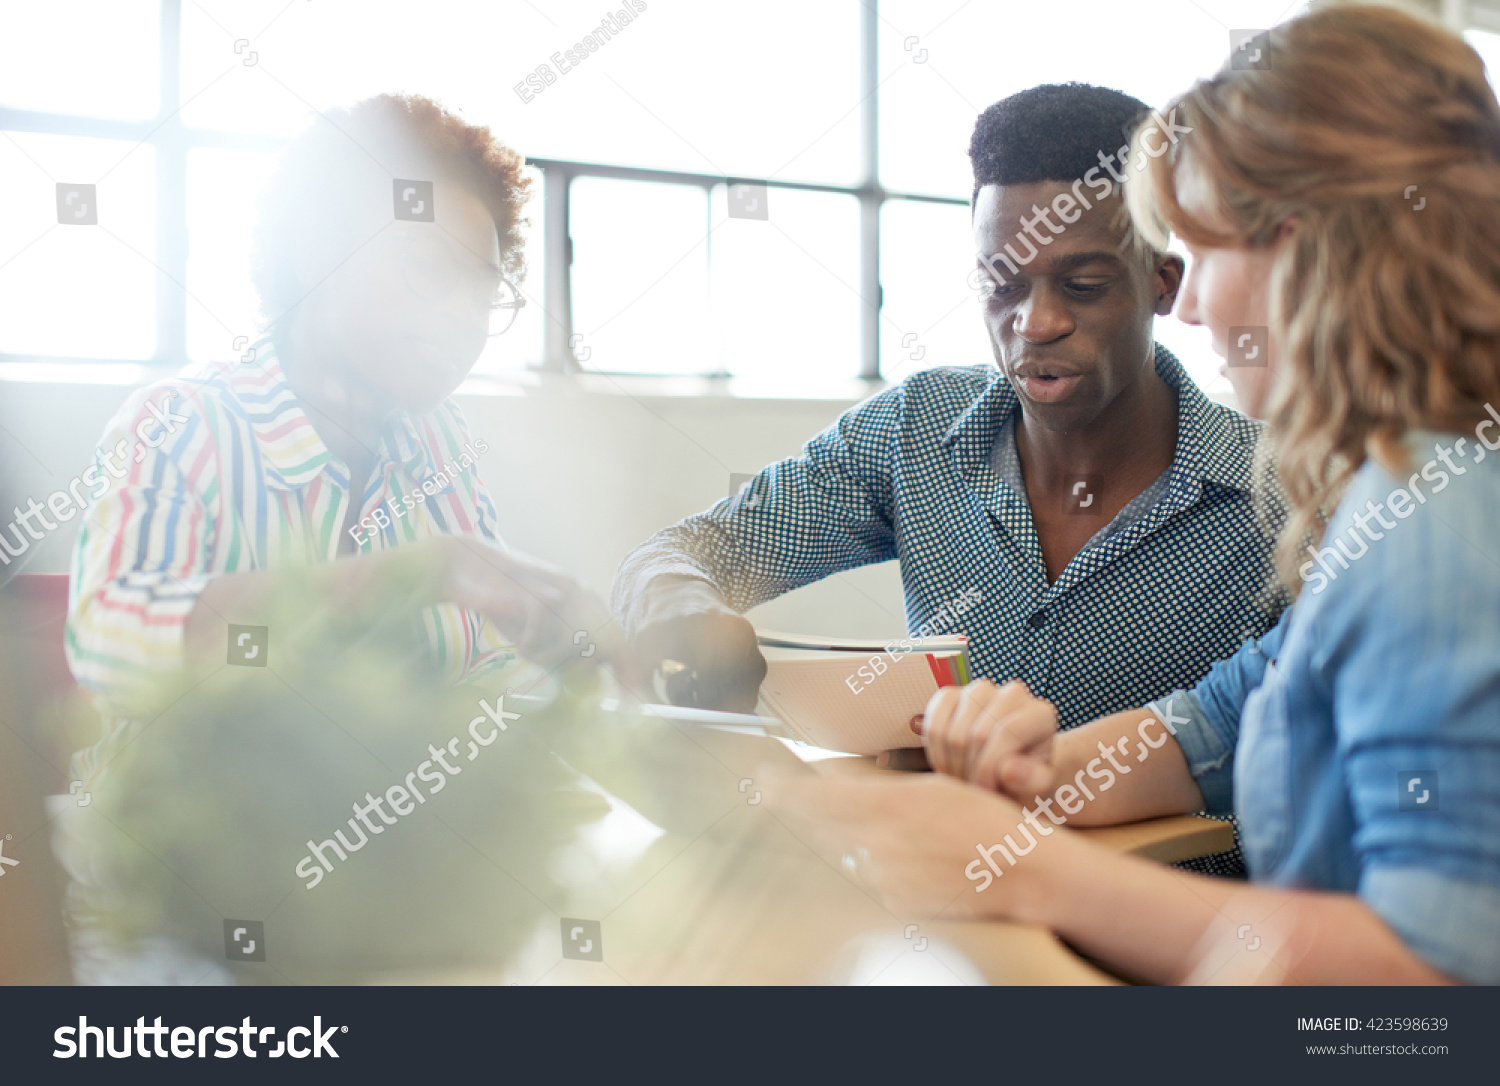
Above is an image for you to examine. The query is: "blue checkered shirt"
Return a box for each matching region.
[614,345,1282,733]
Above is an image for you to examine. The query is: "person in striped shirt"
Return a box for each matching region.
[66,94,611,766]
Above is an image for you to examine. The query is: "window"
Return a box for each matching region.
[879,198,989,379]
[709,185,862,382]
[0,131,157,360]
[569,177,709,375]
[3,1,1491,389]
[0,0,159,121]
[184,147,276,363]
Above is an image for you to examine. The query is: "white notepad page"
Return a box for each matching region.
[757,643,958,755]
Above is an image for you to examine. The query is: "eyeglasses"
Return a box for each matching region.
[398,246,528,337]
[485,277,527,338]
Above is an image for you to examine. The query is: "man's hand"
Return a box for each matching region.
[434,535,619,678]
[919,678,1059,798]
[874,716,934,771]
[623,612,767,712]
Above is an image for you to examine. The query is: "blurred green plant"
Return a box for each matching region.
[70,575,612,983]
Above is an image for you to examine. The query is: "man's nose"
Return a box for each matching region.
[1012,286,1073,343]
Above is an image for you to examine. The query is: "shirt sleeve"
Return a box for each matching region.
[428,404,525,689]
[1146,611,1288,814]
[66,386,217,718]
[611,385,903,636]
[1315,456,1500,984]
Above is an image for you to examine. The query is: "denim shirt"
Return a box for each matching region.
[1154,425,1500,983]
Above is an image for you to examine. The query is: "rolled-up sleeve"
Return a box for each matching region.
[612,386,902,635]
[1147,613,1287,814]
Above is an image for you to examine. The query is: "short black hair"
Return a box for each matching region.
[968,83,1151,204]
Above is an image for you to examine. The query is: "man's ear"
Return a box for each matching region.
[1153,252,1186,316]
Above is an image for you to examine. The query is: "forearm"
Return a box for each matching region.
[615,571,735,640]
[612,524,739,637]
[1024,832,1456,985]
[613,447,897,636]
[1045,708,1205,826]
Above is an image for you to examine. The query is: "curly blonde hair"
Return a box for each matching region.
[1126,4,1500,594]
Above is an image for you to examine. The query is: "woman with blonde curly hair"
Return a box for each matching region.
[781,5,1500,984]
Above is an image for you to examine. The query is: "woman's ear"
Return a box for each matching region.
[1155,252,1186,316]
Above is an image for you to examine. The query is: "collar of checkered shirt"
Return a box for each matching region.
[938,343,1260,496]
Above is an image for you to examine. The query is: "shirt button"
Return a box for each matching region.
[1027,610,1048,629]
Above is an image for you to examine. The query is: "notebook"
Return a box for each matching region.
[754,629,971,755]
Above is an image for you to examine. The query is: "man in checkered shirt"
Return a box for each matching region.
[613,84,1283,877]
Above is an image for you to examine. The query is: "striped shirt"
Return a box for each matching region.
[66,337,521,734]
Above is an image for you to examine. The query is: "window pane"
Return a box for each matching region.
[569,177,708,374]
[711,185,860,381]
[513,0,862,183]
[180,0,329,137]
[186,148,277,362]
[879,199,989,380]
[0,133,156,359]
[878,0,1309,197]
[179,0,860,183]
[0,0,159,121]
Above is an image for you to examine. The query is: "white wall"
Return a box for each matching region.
[0,375,907,638]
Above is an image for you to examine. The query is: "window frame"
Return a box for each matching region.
[1,0,1491,381]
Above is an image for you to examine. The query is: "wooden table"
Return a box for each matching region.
[407,715,1234,986]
